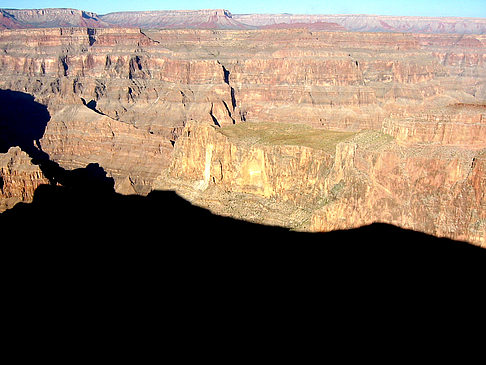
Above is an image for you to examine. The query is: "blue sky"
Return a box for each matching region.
[0,0,485,17]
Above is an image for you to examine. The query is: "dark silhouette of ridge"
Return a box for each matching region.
[2,175,484,285]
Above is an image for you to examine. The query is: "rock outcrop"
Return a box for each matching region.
[382,105,486,148]
[0,146,49,211]
[1,28,484,135]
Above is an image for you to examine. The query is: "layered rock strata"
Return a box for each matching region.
[155,122,485,246]
[234,13,486,34]
[39,105,172,195]
[0,27,485,246]
[0,8,109,29]
[1,27,483,138]
[382,104,486,148]
[0,27,236,192]
[100,9,254,30]
[310,136,486,245]
[2,8,486,34]
[0,146,49,211]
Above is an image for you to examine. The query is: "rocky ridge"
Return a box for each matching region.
[0,8,109,29]
[1,8,485,34]
[234,13,486,34]
[100,9,254,30]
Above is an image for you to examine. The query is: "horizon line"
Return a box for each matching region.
[1,7,485,19]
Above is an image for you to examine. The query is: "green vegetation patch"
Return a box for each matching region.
[349,129,395,151]
[219,122,356,153]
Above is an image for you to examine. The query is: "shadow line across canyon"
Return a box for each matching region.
[0,89,484,271]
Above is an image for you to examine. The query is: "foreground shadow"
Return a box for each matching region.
[2,170,484,268]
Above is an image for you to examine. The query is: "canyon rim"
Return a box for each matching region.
[0,8,485,248]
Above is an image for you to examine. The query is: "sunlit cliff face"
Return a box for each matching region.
[159,121,485,246]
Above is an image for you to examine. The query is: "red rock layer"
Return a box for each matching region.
[0,146,49,211]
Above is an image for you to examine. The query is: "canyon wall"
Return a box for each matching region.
[154,122,485,246]
[0,147,49,211]
[1,28,484,140]
[309,137,486,244]
[0,27,235,193]
[0,26,485,245]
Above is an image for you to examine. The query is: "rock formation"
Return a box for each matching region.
[1,8,485,34]
[0,8,109,29]
[0,27,234,193]
[234,13,486,34]
[0,147,49,211]
[0,12,484,247]
[154,122,485,246]
[100,9,255,30]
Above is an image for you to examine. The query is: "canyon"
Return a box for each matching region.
[0,9,485,248]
